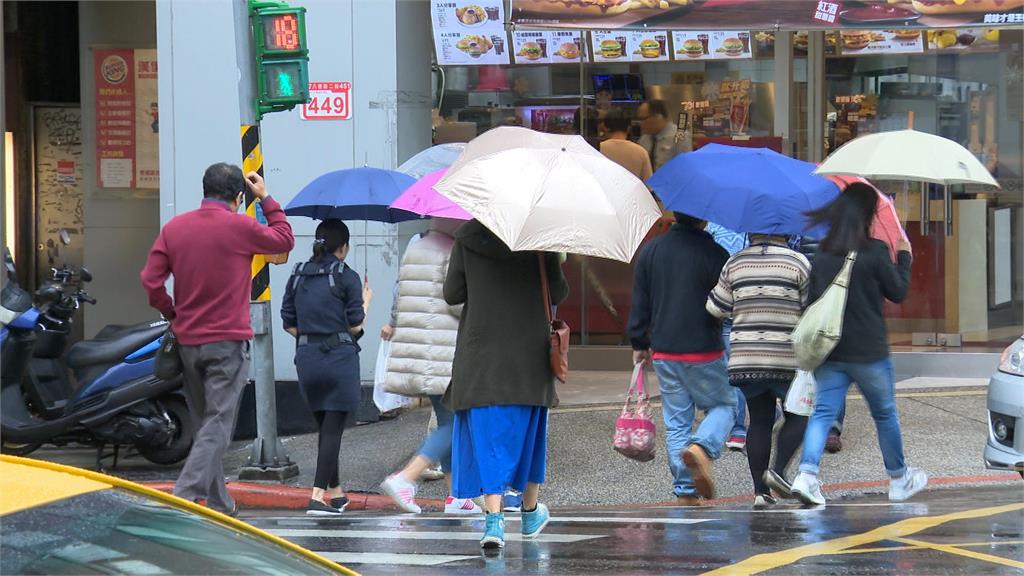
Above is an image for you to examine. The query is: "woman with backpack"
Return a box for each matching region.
[791,183,927,506]
[281,219,372,516]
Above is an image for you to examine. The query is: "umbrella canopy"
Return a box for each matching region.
[826,175,908,261]
[815,129,998,187]
[285,167,420,223]
[647,143,840,236]
[435,126,661,263]
[390,169,472,220]
[397,143,466,179]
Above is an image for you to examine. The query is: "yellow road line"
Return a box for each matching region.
[833,540,1024,555]
[702,502,1024,575]
[893,537,1024,570]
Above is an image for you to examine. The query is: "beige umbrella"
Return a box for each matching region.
[435,127,661,263]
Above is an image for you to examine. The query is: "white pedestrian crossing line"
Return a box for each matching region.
[269,528,605,543]
[316,552,478,566]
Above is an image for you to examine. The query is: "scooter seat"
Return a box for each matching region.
[66,322,168,369]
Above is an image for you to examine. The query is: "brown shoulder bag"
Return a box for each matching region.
[539,253,570,383]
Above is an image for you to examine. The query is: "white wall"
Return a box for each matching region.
[157,0,432,381]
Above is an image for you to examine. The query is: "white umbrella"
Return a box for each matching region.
[815,129,998,187]
[435,127,661,263]
[397,143,466,179]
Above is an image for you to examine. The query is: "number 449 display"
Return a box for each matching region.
[301,82,351,120]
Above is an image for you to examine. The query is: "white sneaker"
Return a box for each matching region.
[381,474,422,513]
[445,496,483,515]
[791,472,826,506]
[889,468,928,502]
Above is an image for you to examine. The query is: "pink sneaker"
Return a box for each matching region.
[445,496,482,515]
[381,474,421,513]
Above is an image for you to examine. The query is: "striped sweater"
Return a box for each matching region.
[706,236,811,385]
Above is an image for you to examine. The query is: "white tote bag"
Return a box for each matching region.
[784,370,816,417]
[373,340,414,413]
[791,252,857,371]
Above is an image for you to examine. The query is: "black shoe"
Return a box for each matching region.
[306,499,343,516]
[764,470,794,500]
[330,496,350,511]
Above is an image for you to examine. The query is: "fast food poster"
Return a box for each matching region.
[629,30,670,62]
[431,0,510,66]
[591,30,629,62]
[718,79,754,136]
[511,0,1024,31]
[550,30,586,63]
[926,27,1002,51]
[513,31,552,64]
[840,29,924,55]
[590,30,669,63]
[134,49,159,189]
[94,48,135,188]
[672,31,751,61]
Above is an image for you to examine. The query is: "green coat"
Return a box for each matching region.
[442,221,569,412]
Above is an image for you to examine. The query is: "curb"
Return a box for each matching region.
[142,482,446,512]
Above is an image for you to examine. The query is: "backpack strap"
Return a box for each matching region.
[327,261,346,302]
[288,262,304,292]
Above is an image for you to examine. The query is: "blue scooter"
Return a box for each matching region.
[1,247,192,467]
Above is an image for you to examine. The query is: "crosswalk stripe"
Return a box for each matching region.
[316,552,477,566]
[253,515,711,525]
[269,528,605,543]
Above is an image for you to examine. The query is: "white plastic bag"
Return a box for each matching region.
[784,370,816,417]
[373,340,414,413]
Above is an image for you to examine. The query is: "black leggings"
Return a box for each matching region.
[745,390,808,495]
[313,411,347,490]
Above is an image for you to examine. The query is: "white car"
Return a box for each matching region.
[984,335,1024,479]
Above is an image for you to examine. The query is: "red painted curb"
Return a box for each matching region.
[142,481,446,512]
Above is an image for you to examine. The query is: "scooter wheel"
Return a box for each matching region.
[1,441,43,456]
[137,395,193,465]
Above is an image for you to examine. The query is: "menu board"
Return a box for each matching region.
[512,30,585,64]
[672,31,752,60]
[839,30,924,55]
[927,28,1002,52]
[431,1,510,66]
[590,30,670,63]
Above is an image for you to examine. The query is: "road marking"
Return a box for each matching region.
[893,537,1024,570]
[253,515,710,525]
[316,552,477,567]
[832,540,1024,555]
[269,528,605,543]
[702,502,1024,575]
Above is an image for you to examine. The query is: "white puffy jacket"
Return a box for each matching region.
[383,232,461,397]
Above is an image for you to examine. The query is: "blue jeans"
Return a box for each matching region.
[722,320,747,438]
[832,403,846,436]
[653,357,736,497]
[799,358,906,479]
[419,395,454,473]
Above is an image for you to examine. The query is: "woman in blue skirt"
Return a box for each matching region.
[443,220,569,549]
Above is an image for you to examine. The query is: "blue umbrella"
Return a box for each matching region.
[286,167,421,223]
[648,144,840,236]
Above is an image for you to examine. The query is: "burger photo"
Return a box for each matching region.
[639,38,661,58]
[555,42,581,59]
[456,35,494,58]
[600,39,623,59]
[678,38,704,58]
[518,41,544,60]
[842,30,873,50]
[793,31,809,52]
[718,37,745,56]
[889,29,922,41]
[909,0,1024,14]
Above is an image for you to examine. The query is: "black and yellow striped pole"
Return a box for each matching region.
[241,124,273,302]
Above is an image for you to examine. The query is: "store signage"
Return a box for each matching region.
[512,30,583,64]
[94,48,160,189]
[672,31,751,61]
[431,1,510,66]
[840,30,924,55]
[511,0,1023,30]
[590,30,670,63]
[301,82,351,120]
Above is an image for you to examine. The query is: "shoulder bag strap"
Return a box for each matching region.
[538,253,553,324]
[833,251,858,289]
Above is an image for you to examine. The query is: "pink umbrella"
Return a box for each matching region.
[389,168,471,220]
[825,175,908,262]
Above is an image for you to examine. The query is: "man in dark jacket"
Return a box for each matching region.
[141,163,294,515]
[628,212,734,504]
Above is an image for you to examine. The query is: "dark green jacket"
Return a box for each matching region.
[442,221,569,411]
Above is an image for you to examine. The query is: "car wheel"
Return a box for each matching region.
[137,395,193,465]
[1,441,43,456]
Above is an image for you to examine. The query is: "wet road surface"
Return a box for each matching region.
[242,485,1024,575]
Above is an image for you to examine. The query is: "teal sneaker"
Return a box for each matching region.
[521,503,551,539]
[480,512,505,549]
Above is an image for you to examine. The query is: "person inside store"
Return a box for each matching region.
[637,99,687,172]
[599,108,653,181]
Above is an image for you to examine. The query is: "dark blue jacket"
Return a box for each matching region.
[628,224,729,354]
[281,255,364,336]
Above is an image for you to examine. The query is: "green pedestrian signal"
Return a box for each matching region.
[250,1,309,118]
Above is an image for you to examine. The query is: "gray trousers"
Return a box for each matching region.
[173,340,249,511]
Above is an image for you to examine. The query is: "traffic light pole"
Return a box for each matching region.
[234,0,298,482]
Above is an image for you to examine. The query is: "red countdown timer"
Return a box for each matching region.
[262,13,300,52]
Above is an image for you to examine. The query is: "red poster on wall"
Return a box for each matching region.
[94,48,136,188]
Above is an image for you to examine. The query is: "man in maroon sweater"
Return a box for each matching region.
[141,163,294,514]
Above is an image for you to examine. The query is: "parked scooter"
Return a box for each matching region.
[0,246,192,466]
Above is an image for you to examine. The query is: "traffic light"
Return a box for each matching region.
[250,2,309,118]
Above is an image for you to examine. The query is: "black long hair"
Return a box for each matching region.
[311,219,350,262]
[805,182,877,255]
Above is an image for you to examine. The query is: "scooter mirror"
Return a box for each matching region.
[79,268,93,283]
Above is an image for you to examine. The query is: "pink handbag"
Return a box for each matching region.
[613,364,657,462]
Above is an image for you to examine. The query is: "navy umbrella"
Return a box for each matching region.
[285,167,421,223]
[648,144,840,237]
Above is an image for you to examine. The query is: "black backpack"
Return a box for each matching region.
[288,260,348,302]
